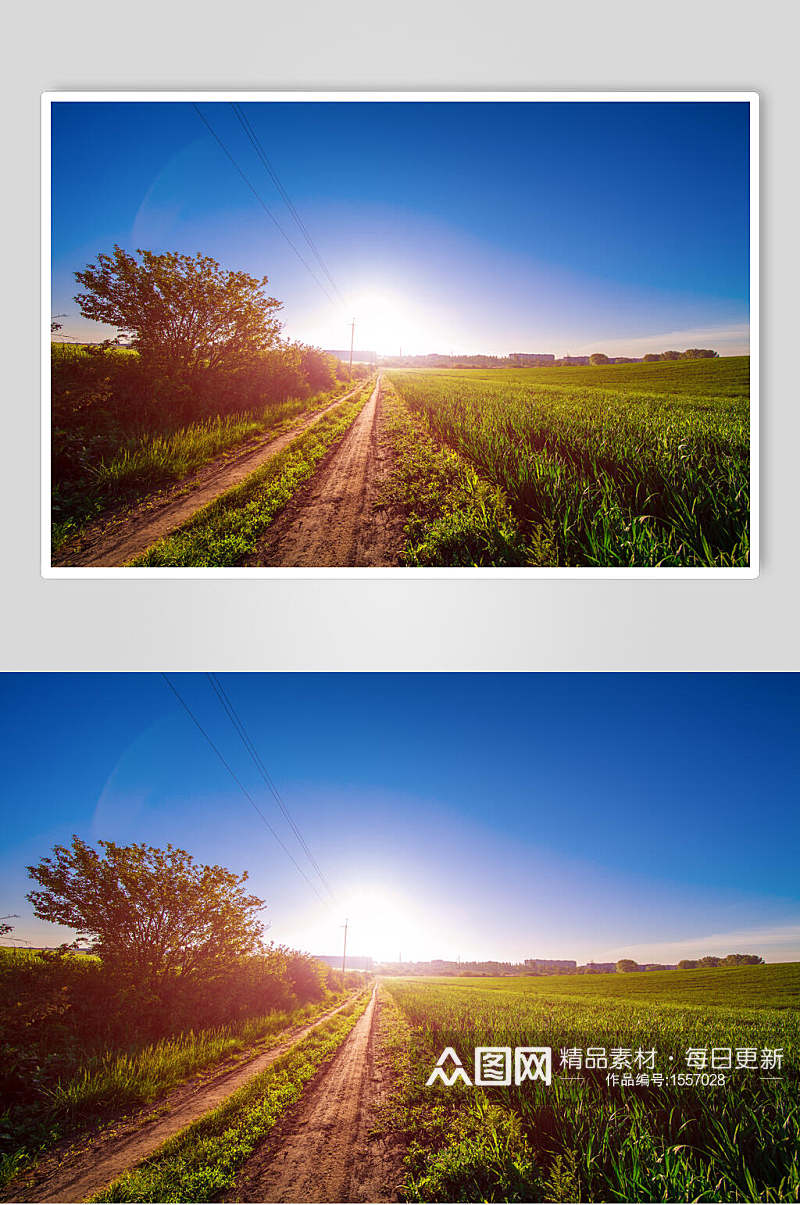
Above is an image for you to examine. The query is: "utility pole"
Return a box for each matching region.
[349,319,355,378]
[341,917,349,978]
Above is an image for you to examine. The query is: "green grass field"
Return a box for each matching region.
[383,964,798,1202]
[387,357,750,568]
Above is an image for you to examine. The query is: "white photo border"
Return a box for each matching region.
[41,90,759,580]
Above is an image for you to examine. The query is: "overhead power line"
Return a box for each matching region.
[206,673,337,904]
[192,103,337,307]
[231,103,346,306]
[161,674,327,903]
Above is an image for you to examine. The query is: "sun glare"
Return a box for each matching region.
[345,291,432,356]
[339,884,422,962]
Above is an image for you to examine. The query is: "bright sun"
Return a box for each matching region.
[339,883,422,962]
[345,291,422,356]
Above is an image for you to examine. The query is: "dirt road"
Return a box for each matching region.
[231,986,404,1203]
[7,995,359,1204]
[54,383,365,569]
[250,375,406,567]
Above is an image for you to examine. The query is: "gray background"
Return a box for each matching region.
[2,0,796,671]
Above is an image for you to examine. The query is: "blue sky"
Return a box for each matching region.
[1,674,795,964]
[51,100,750,357]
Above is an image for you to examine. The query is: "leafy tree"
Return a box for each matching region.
[682,348,719,359]
[678,959,698,969]
[296,343,339,393]
[643,353,660,363]
[698,955,722,967]
[74,247,283,376]
[27,837,265,993]
[722,953,764,966]
[590,352,610,366]
[659,350,682,360]
[286,951,328,1002]
[616,959,639,973]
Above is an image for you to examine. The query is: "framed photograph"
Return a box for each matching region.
[43,92,758,578]
[1,672,796,1204]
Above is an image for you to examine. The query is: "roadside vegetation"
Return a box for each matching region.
[52,248,366,551]
[379,379,553,567]
[52,345,354,552]
[0,837,362,1188]
[388,356,750,568]
[132,383,372,566]
[383,967,799,1202]
[92,992,371,1203]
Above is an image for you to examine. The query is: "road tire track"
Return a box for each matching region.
[250,375,406,567]
[4,995,359,1204]
[54,384,366,569]
[231,987,404,1203]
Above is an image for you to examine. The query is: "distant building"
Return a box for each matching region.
[583,961,616,973]
[312,954,374,971]
[509,353,555,366]
[524,958,577,972]
[324,349,378,364]
[559,355,591,366]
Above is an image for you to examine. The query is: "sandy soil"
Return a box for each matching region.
[230,987,405,1203]
[53,384,364,569]
[250,375,406,567]
[3,996,358,1204]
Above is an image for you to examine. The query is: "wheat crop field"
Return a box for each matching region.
[387,356,750,568]
[383,963,798,1202]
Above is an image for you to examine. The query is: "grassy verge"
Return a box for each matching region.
[52,994,348,1118]
[92,992,371,1203]
[0,993,349,1191]
[379,380,555,567]
[132,384,371,566]
[52,386,352,553]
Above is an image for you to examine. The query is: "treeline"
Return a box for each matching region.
[677,953,764,969]
[52,340,357,494]
[616,954,763,972]
[378,348,720,370]
[377,953,765,978]
[642,348,719,361]
[0,942,346,1051]
[591,349,719,365]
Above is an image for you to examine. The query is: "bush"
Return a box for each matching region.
[51,340,350,525]
[0,945,356,1180]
